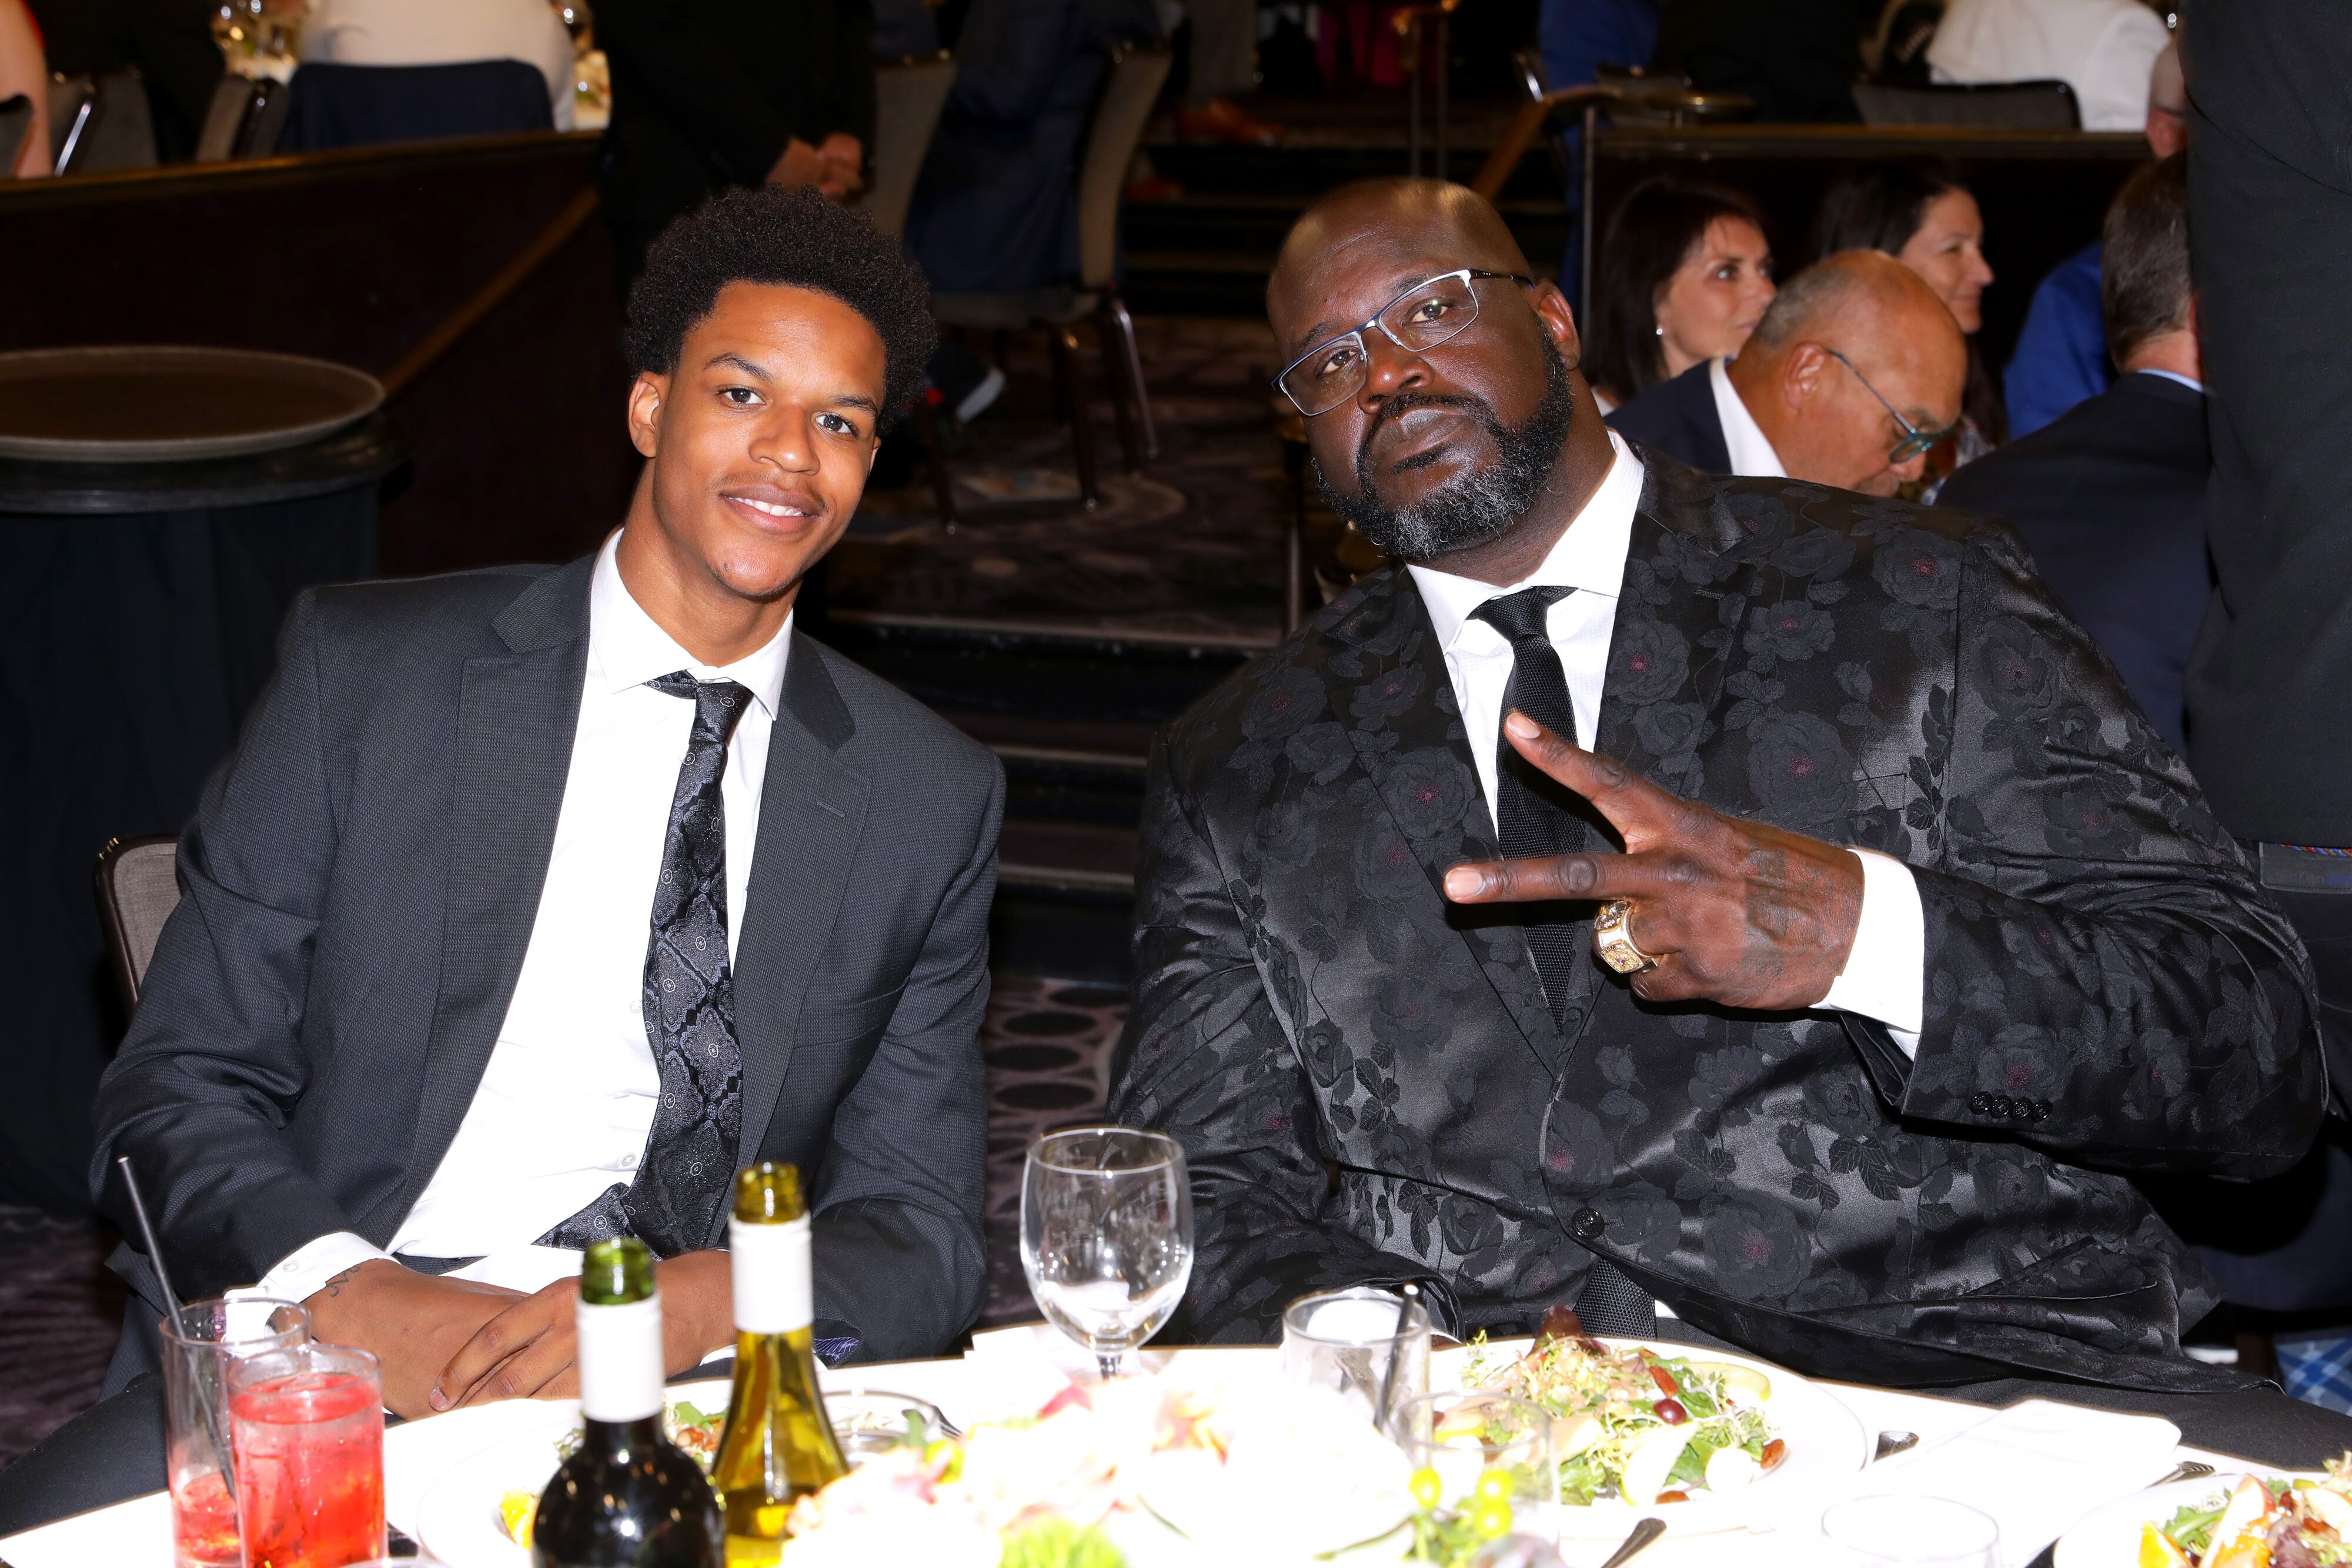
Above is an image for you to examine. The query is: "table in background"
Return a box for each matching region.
[0,416,404,1214]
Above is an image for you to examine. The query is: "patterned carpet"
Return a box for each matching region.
[0,1207,125,1467]
[833,316,1297,644]
[0,972,1122,1467]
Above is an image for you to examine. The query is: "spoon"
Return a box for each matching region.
[1874,1429,1920,1462]
[1597,1517,1668,1568]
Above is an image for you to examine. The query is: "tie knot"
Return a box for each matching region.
[649,671,754,743]
[1471,584,1573,648]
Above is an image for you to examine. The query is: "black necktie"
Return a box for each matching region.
[541,672,750,1257]
[1469,587,1659,1340]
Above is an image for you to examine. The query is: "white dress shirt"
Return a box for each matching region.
[1710,356,1786,479]
[1404,434,1924,1052]
[1926,0,2171,132]
[301,0,579,129]
[252,531,791,1305]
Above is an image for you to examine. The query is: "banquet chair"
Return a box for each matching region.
[1853,78,2081,129]
[0,93,29,176]
[195,74,293,161]
[93,835,181,1013]
[279,59,553,153]
[928,41,1173,512]
[853,52,958,240]
[51,69,158,175]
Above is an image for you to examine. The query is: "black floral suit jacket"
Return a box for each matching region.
[1107,450,2326,1393]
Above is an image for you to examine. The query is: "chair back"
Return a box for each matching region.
[280,59,553,153]
[61,68,159,173]
[853,52,957,239]
[94,836,181,1012]
[1073,42,1172,291]
[0,93,29,176]
[1853,78,2080,129]
[195,75,258,162]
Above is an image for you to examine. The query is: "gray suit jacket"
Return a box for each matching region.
[91,555,1003,1362]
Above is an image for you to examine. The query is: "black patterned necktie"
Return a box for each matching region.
[1469,587,1659,1340]
[540,672,750,1257]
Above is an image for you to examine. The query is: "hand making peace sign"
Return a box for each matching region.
[1442,710,1868,1012]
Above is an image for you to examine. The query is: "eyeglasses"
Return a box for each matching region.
[1272,268,1536,417]
[1822,346,1954,465]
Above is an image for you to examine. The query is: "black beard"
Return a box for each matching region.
[1317,337,1576,563]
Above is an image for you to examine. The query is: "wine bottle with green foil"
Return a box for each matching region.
[712,1162,847,1566]
[532,1238,723,1568]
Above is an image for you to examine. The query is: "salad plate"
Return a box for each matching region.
[1434,1330,1869,1539]
[2052,1464,2350,1568]
[413,1380,734,1568]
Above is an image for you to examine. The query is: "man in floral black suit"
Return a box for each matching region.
[1108,180,2348,1459]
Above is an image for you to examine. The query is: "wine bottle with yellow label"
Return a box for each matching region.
[711,1162,847,1566]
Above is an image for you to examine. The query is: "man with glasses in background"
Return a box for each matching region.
[1108,179,2349,1462]
[1608,249,1965,496]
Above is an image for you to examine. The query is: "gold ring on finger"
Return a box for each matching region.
[1595,898,1659,975]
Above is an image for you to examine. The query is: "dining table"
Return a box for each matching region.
[0,1324,2296,1568]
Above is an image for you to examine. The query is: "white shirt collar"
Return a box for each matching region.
[1710,355,1786,479]
[2135,368,2205,394]
[1406,430,1645,651]
[587,530,792,718]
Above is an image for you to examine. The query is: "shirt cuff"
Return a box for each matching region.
[240,1231,394,1308]
[1819,847,1925,1057]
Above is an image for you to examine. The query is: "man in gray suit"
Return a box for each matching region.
[0,186,998,1526]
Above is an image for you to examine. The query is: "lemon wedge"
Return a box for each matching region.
[500,1489,539,1548]
[2138,1522,2190,1568]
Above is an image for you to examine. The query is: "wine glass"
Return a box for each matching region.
[1020,1126,1193,1379]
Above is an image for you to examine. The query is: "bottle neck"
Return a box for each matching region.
[577,1294,667,1424]
[730,1215,813,1335]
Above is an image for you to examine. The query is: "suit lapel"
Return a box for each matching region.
[1329,571,1570,1076]
[393,559,594,1228]
[732,634,870,1173]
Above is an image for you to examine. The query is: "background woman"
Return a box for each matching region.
[1814,156,2002,475]
[1585,178,1777,412]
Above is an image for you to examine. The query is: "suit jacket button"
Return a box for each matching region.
[1571,1208,1605,1242]
[1990,1095,2016,1119]
[2031,1100,2052,1121]
[1969,1092,1993,1115]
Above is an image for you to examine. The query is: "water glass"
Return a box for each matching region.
[228,1342,386,1568]
[1281,1286,1431,1427]
[161,1298,310,1568]
[1387,1390,1558,1513]
[1820,1496,2002,1567]
[1020,1126,1194,1379]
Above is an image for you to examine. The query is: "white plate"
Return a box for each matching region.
[413,1379,731,1568]
[1436,1336,1872,1539]
[2050,1475,2255,1568]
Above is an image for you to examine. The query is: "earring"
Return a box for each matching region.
[1654,325,1664,337]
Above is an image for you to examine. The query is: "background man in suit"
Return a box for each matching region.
[0,187,1000,1530]
[1606,252,1965,495]
[596,0,875,289]
[1937,155,2206,755]
[1110,179,2344,1460]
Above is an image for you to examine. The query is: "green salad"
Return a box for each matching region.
[1462,1308,1785,1507]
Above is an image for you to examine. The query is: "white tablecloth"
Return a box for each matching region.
[0,1329,2283,1568]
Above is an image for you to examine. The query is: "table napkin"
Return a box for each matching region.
[1789,1398,2180,1566]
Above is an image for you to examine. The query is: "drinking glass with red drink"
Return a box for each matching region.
[227,1342,386,1568]
[160,1298,310,1568]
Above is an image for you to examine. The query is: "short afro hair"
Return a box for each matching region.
[623,185,936,417]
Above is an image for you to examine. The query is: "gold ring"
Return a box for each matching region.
[1595,899,1659,974]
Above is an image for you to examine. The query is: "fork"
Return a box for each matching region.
[2151,1460,2216,1489]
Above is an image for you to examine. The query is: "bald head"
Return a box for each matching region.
[1268,179,1535,353]
[1263,179,1614,579]
[1724,249,1966,496]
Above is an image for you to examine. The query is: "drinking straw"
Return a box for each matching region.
[118,1155,237,1487]
[1374,1282,1421,1431]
